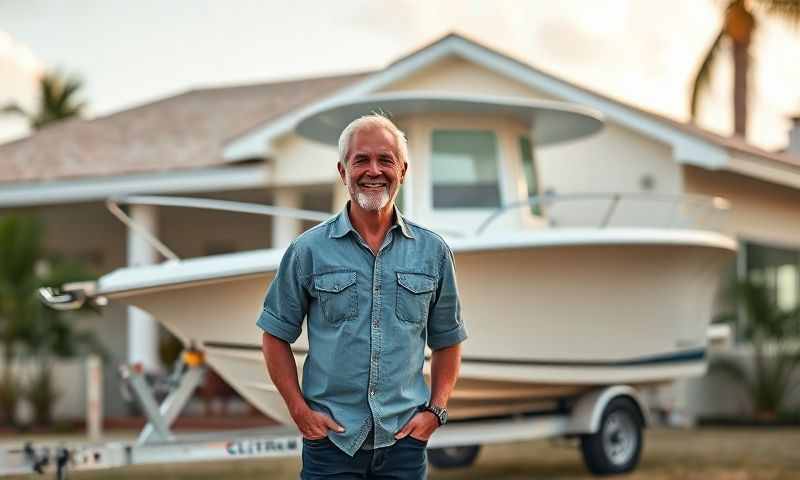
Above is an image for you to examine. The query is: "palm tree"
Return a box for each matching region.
[689,0,800,138]
[0,214,102,426]
[1,70,86,130]
[711,279,800,418]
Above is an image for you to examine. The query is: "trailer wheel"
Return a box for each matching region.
[580,397,643,475]
[427,445,481,469]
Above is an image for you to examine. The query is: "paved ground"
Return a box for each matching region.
[3,427,800,479]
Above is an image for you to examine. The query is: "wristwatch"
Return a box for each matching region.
[424,403,448,426]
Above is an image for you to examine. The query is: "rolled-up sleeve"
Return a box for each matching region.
[256,242,308,343]
[427,242,468,350]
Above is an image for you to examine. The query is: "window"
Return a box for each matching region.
[519,136,542,216]
[747,242,800,313]
[729,241,800,341]
[431,130,501,208]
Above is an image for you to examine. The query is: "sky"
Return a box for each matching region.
[1,0,800,150]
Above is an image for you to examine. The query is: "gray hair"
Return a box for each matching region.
[337,114,409,167]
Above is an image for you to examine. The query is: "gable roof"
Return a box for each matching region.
[2,32,798,189]
[0,71,370,184]
[224,32,800,188]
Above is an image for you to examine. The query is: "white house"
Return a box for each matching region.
[1,33,798,420]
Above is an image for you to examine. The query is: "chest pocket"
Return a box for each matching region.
[313,271,358,325]
[396,272,436,325]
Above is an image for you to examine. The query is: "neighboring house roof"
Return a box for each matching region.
[0,71,370,184]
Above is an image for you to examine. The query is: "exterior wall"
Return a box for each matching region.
[535,121,684,228]
[683,165,800,248]
[537,122,682,196]
[0,358,87,423]
[678,165,800,419]
[677,347,800,418]
[270,134,341,186]
[380,55,557,100]
[158,189,275,258]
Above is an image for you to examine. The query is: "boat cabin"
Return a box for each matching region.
[295,92,603,235]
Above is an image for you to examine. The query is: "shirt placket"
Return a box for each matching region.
[352,228,396,449]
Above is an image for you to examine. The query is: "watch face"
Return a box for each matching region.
[440,409,448,425]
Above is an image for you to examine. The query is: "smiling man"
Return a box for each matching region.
[257,114,467,479]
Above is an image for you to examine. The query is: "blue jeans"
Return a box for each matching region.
[300,436,428,479]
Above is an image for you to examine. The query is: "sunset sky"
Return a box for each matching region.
[1,0,799,149]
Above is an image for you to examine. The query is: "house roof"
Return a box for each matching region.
[437,33,800,168]
[2,32,798,188]
[0,71,370,184]
[223,32,800,184]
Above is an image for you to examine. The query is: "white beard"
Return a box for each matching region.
[346,170,392,211]
[355,189,390,211]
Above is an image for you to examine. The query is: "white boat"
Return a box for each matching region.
[41,94,737,424]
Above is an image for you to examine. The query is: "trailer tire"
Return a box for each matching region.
[427,445,481,469]
[579,397,643,476]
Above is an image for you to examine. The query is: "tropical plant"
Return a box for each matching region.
[0,214,103,426]
[0,374,21,426]
[1,69,86,129]
[689,0,800,137]
[711,279,800,418]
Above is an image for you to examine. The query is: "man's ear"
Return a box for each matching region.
[400,161,408,184]
[337,161,347,185]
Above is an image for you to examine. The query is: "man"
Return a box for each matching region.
[257,114,467,479]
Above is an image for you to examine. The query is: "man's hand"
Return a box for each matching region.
[394,410,439,442]
[291,404,345,440]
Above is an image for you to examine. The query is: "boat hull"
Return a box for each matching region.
[104,236,734,423]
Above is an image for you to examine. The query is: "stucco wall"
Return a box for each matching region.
[537,122,681,196]
[270,134,341,186]
[379,55,557,100]
[678,165,800,419]
[683,165,800,248]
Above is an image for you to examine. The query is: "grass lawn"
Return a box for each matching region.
[4,427,800,479]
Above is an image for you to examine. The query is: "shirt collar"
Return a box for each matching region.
[329,201,415,240]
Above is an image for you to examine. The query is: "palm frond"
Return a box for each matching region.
[709,355,750,384]
[1,103,28,117]
[31,70,86,129]
[690,28,726,119]
[752,0,800,25]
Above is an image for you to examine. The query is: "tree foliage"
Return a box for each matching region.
[712,279,800,417]
[0,214,103,426]
[1,70,86,130]
[689,0,800,137]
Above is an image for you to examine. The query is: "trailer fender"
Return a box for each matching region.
[566,385,649,435]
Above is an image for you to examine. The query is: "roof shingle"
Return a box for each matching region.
[0,71,370,184]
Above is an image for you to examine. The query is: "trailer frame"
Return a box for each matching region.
[0,351,650,478]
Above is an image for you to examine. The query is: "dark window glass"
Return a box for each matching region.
[431,130,501,209]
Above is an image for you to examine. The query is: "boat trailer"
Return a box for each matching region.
[0,350,651,478]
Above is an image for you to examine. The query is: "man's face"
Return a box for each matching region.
[338,126,407,212]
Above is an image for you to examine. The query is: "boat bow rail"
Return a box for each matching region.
[475,192,731,235]
[106,191,733,251]
[37,192,733,310]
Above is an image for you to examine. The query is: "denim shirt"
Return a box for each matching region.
[256,202,467,456]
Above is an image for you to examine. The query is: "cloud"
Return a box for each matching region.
[0,30,43,107]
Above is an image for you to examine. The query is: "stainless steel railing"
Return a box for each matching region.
[104,192,732,262]
[475,192,731,235]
